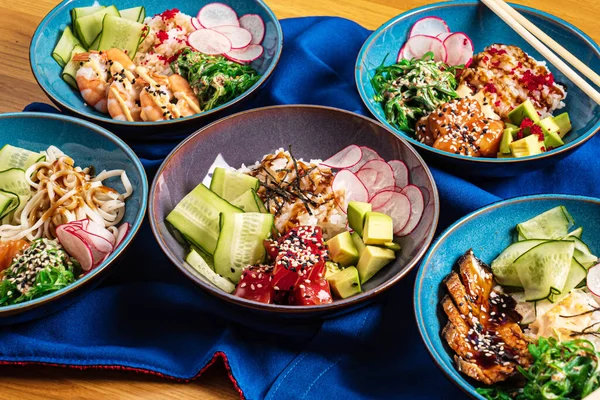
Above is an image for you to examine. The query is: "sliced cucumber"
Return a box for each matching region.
[491,239,547,287]
[563,227,583,239]
[560,258,587,300]
[214,212,274,283]
[71,5,105,24]
[74,5,120,48]
[52,26,82,67]
[231,189,261,212]
[89,35,101,51]
[0,168,31,198]
[516,206,574,240]
[514,240,574,301]
[253,190,268,213]
[97,15,145,58]
[210,167,260,203]
[186,249,235,293]
[0,190,19,219]
[119,6,145,23]
[62,44,87,89]
[166,183,242,254]
[0,145,44,171]
[190,244,215,271]
[571,237,598,269]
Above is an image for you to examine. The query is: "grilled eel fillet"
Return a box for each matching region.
[441,249,532,385]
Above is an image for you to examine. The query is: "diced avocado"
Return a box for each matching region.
[554,112,571,138]
[362,212,393,245]
[383,242,401,252]
[497,152,512,159]
[499,128,515,154]
[508,100,540,125]
[505,123,518,130]
[326,231,359,267]
[347,201,372,236]
[324,261,343,279]
[538,117,560,134]
[509,134,544,158]
[537,117,564,150]
[351,232,366,257]
[356,246,396,283]
[328,266,362,299]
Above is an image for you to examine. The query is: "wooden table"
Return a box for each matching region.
[0,0,598,398]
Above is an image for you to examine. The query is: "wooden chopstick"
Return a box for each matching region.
[480,0,600,105]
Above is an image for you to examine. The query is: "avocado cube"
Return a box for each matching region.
[497,152,512,159]
[356,246,396,283]
[362,212,393,245]
[553,112,571,138]
[538,117,560,134]
[324,261,343,279]
[326,231,359,267]
[383,242,401,252]
[351,232,366,257]
[509,134,544,158]
[508,100,540,125]
[347,201,372,236]
[499,128,515,154]
[505,123,519,130]
[328,266,362,299]
[537,117,564,150]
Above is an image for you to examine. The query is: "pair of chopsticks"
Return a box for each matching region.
[480,0,600,105]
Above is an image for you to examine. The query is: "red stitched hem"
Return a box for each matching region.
[0,351,244,400]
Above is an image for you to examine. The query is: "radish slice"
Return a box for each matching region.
[356,160,395,198]
[349,146,384,172]
[116,223,131,248]
[332,170,369,212]
[321,145,362,169]
[197,3,239,28]
[188,29,232,55]
[63,226,112,266]
[56,227,94,271]
[387,160,409,188]
[409,16,450,38]
[212,25,252,49]
[85,220,116,246]
[587,264,600,302]
[225,44,263,63]
[239,14,265,44]
[396,185,425,236]
[436,32,452,41]
[191,17,203,30]
[444,32,474,67]
[370,191,411,234]
[399,35,447,62]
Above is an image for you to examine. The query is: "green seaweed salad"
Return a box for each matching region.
[171,48,261,112]
[371,52,461,134]
[478,337,600,400]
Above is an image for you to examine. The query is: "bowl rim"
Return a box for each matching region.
[0,112,148,315]
[149,104,440,313]
[413,193,600,399]
[29,0,284,127]
[355,0,600,164]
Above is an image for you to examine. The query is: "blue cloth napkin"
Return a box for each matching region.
[9,16,600,399]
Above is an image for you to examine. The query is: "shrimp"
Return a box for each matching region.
[136,67,175,122]
[74,52,110,113]
[168,74,201,117]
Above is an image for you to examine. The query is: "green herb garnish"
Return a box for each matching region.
[371,52,462,134]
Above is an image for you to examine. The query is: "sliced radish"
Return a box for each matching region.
[370,191,411,234]
[197,3,239,28]
[224,44,263,63]
[116,223,131,248]
[396,185,424,236]
[239,14,265,44]
[444,32,474,67]
[356,160,395,198]
[321,145,362,169]
[436,32,452,41]
[85,219,116,246]
[191,17,203,30]
[63,226,112,267]
[56,227,94,271]
[349,146,383,172]
[387,160,409,188]
[399,35,447,62]
[587,264,600,302]
[212,25,252,49]
[188,29,232,55]
[409,16,450,38]
[332,170,369,213]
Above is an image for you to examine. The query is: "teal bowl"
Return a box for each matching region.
[29,0,282,139]
[356,1,600,177]
[0,113,147,324]
[414,194,600,398]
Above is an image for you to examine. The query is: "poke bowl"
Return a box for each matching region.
[355,0,600,177]
[29,0,283,138]
[0,112,147,325]
[149,105,439,317]
[415,194,600,399]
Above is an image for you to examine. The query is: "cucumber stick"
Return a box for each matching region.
[491,239,546,286]
[231,189,261,212]
[186,249,235,293]
[514,240,574,301]
[210,167,259,202]
[166,183,242,254]
[214,212,273,283]
[52,26,81,67]
[74,5,120,48]
[98,15,145,58]
[516,206,574,240]
[0,145,44,171]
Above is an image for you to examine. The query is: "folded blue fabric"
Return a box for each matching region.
[10,15,600,399]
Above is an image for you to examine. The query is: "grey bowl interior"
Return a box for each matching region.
[150,105,439,314]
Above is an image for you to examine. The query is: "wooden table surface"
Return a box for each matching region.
[0,0,598,398]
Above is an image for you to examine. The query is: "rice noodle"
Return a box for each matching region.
[0,146,131,241]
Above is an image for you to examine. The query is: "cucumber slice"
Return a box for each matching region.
[61,44,87,89]
[89,35,101,51]
[97,15,145,58]
[214,212,274,283]
[560,258,587,300]
[0,168,31,198]
[0,190,19,219]
[210,167,259,203]
[74,5,120,48]
[119,6,145,23]
[166,183,242,254]
[516,206,574,240]
[190,244,215,271]
[253,190,268,213]
[571,237,598,269]
[71,5,105,24]
[563,227,583,239]
[490,239,547,286]
[514,240,575,301]
[186,249,235,293]
[231,189,260,212]
[0,145,44,171]
[52,26,82,67]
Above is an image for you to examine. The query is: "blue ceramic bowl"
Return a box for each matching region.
[0,113,148,324]
[356,1,600,177]
[414,194,600,398]
[30,0,282,138]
